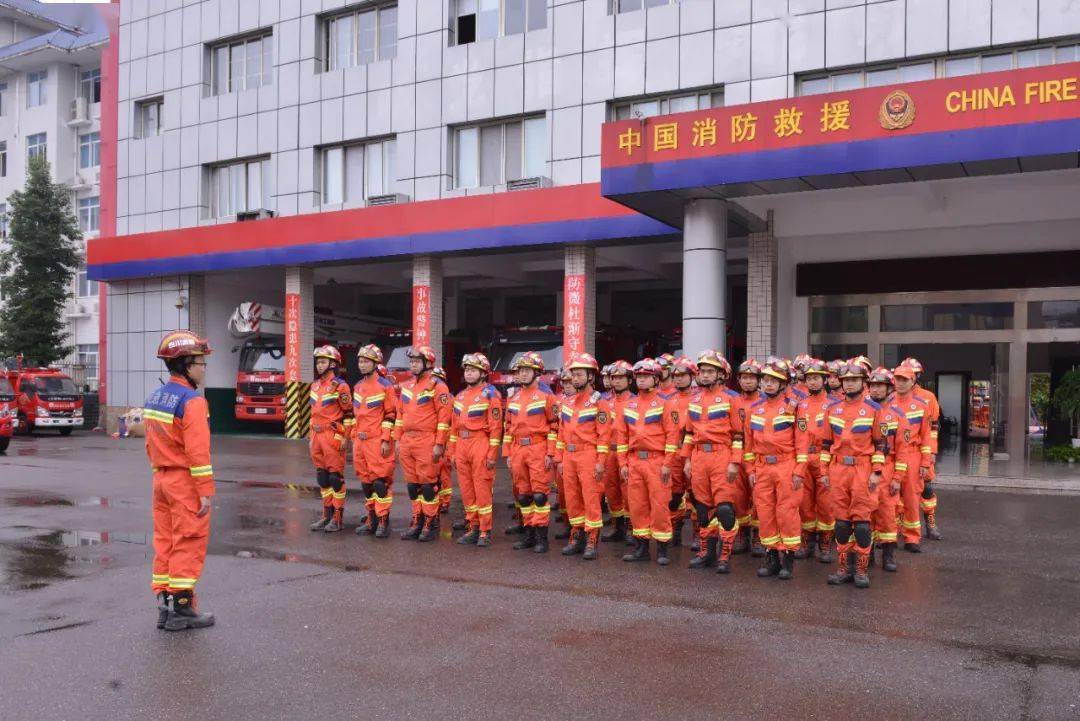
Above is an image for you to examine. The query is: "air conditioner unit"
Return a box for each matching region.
[68,97,90,126]
[69,171,92,190]
[65,302,89,318]
[366,193,410,207]
[507,176,552,191]
[236,208,276,221]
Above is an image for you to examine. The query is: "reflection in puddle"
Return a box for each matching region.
[0,527,147,591]
[0,492,135,508]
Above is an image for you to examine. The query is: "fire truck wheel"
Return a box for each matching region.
[0,437,8,453]
[59,428,73,436]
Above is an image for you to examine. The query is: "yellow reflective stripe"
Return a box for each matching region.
[419,498,440,507]
[894,462,909,471]
[394,419,404,426]
[449,434,459,443]
[731,440,743,450]
[364,393,385,403]
[920,445,932,453]
[556,441,566,450]
[343,418,355,426]
[381,421,393,429]
[569,515,585,525]
[901,519,922,529]
[438,487,453,497]
[189,465,213,477]
[533,505,551,513]
[502,435,512,444]
[169,577,197,588]
[476,505,493,515]
[819,453,832,463]
[436,423,450,431]
[815,521,835,531]
[489,438,501,446]
[743,452,755,461]
[871,454,885,464]
[760,534,781,546]
[632,528,651,537]
[584,519,604,529]
[652,531,673,541]
[616,444,629,453]
[546,433,557,440]
[801,520,817,530]
[795,454,808,462]
[143,409,175,424]
[664,444,678,453]
[782,535,803,546]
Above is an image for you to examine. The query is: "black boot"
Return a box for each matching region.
[476,531,491,548]
[817,531,835,564]
[533,525,550,553]
[457,526,480,545]
[750,528,766,558]
[688,537,717,569]
[777,551,795,580]
[452,518,468,531]
[853,551,871,589]
[731,526,750,555]
[793,531,813,560]
[310,506,333,531]
[374,515,390,538]
[504,522,525,535]
[417,515,438,542]
[554,523,571,540]
[513,526,537,550]
[582,529,600,560]
[164,590,215,631]
[156,592,170,630]
[655,541,670,566]
[827,552,855,585]
[622,537,649,562]
[561,529,586,556]
[904,542,922,553]
[356,508,378,536]
[670,515,684,547]
[757,549,781,578]
[924,508,943,540]
[882,542,898,572]
[602,516,627,543]
[323,507,343,533]
[400,513,423,540]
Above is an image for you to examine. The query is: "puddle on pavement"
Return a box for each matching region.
[0,526,148,592]
[0,491,135,508]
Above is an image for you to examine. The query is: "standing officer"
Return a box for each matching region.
[657,354,677,398]
[615,359,679,565]
[667,357,697,545]
[431,366,454,516]
[900,357,943,540]
[826,360,844,400]
[505,352,559,553]
[891,362,935,553]
[309,345,354,533]
[352,344,398,539]
[792,354,812,397]
[553,367,576,540]
[820,361,891,589]
[735,358,763,555]
[795,359,835,562]
[601,360,634,544]
[145,331,215,631]
[867,367,902,572]
[744,357,808,580]
[557,353,612,560]
[448,353,502,547]
[394,346,452,542]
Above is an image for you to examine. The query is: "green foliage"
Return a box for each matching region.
[1046,444,1080,463]
[0,156,82,366]
[1029,373,1050,425]
[1051,368,1080,437]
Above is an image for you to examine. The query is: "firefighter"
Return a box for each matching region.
[820,361,891,589]
[504,352,559,553]
[667,357,696,546]
[553,367,576,540]
[826,360,843,400]
[145,330,215,631]
[556,353,612,560]
[447,354,501,547]
[867,367,902,572]
[681,350,744,571]
[900,357,943,540]
[735,359,763,555]
[792,354,812,396]
[600,364,613,395]
[615,358,679,566]
[308,345,354,533]
[394,346,453,542]
[891,362,936,553]
[743,357,809,580]
[351,344,398,539]
[431,366,454,515]
[657,353,676,398]
[601,360,634,543]
[795,358,835,562]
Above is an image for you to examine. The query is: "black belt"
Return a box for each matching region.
[761,455,780,465]
[565,443,594,453]
[635,450,660,460]
[356,431,370,440]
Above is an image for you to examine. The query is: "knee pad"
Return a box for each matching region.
[420,484,437,502]
[668,495,682,512]
[373,479,388,498]
[921,482,934,499]
[853,521,872,548]
[316,468,330,487]
[361,482,375,498]
[517,494,533,508]
[329,473,344,492]
[406,483,420,501]
[532,492,548,508]
[694,501,710,521]
[834,519,853,544]
[714,503,736,531]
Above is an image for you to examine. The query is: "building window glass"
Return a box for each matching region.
[1028,300,1080,330]
[612,89,724,120]
[80,68,101,104]
[135,97,164,138]
[78,196,100,233]
[27,70,46,107]
[880,303,1014,332]
[26,132,46,160]
[209,157,272,217]
[211,32,273,95]
[614,0,675,13]
[0,82,7,116]
[76,264,98,298]
[325,4,397,70]
[454,116,546,189]
[320,137,396,204]
[811,306,868,333]
[0,141,6,177]
[810,344,868,361]
[454,0,545,46]
[78,131,100,169]
[77,344,98,382]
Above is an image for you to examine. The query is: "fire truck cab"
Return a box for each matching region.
[6,367,84,435]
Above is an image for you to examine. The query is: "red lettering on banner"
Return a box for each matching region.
[284,293,302,382]
[413,285,431,348]
[563,274,586,361]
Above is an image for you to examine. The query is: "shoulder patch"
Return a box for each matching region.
[598,411,608,424]
[439,393,450,406]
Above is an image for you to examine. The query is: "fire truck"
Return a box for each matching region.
[0,374,15,451]
[5,365,84,435]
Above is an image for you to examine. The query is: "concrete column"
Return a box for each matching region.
[745,211,777,360]
[564,245,596,358]
[413,255,444,365]
[187,274,206,338]
[1005,302,1028,467]
[443,278,462,333]
[682,199,728,358]
[285,266,314,383]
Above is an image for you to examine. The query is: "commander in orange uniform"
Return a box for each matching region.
[308,346,354,533]
[891,362,935,553]
[615,359,679,566]
[145,331,216,631]
[351,344,398,539]
[448,353,502,548]
[556,353,613,560]
[394,346,453,542]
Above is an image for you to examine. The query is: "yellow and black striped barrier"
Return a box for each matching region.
[285,381,311,439]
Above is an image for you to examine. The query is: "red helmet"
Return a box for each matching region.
[804,358,829,376]
[657,353,676,370]
[609,359,633,377]
[632,358,661,376]
[377,364,388,377]
[512,351,545,372]
[892,363,918,380]
[461,352,491,374]
[672,357,697,376]
[567,353,599,372]
[696,349,729,374]
[793,353,812,372]
[852,355,874,374]
[826,359,843,376]
[738,358,762,376]
[431,366,447,381]
[761,356,792,382]
[559,367,572,382]
[156,331,212,359]
[600,364,612,377]
[408,345,436,365]
[313,345,342,365]
[357,344,384,364]
[900,357,924,375]
[868,366,894,385]
[838,360,869,380]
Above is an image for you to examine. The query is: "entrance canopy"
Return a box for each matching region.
[600,61,1080,228]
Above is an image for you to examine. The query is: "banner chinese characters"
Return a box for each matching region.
[563,274,586,362]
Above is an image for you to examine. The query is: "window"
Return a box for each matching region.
[76,264,98,297]
[211,32,273,95]
[880,303,1014,332]
[209,157,272,217]
[454,116,546,188]
[811,306,868,333]
[0,82,7,116]
[325,4,397,70]
[454,0,545,46]
[27,70,46,107]
[77,344,98,382]
[612,89,724,120]
[0,203,7,239]
[78,196,100,233]
[80,68,101,104]
[78,132,100,169]
[614,0,674,12]
[321,137,396,204]
[1028,300,1080,330]
[26,132,46,160]
[800,61,934,95]
[135,97,164,138]
[0,141,6,177]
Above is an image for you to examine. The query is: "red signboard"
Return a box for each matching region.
[563,274,586,362]
[284,293,301,382]
[413,285,431,349]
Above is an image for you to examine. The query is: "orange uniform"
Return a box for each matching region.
[504,382,559,526]
[914,384,941,524]
[393,372,453,523]
[798,388,835,542]
[666,385,695,531]
[556,390,613,540]
[890,390,934,544]
[449,383,503,534]
[351,372,399,521]
[681,385,746,549]
[309,374,354,515]
[743,393,809,552]
[601,388,634,526]
[872,404,903,546]
[144,376,214,597]
[615,389,680,542]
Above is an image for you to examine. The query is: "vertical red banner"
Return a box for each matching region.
[563,274,586,362]
[284,293,301,382]
[413,285,430,348]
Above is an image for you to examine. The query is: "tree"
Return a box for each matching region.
[0,155,82,366]
[1051,368,1080,440]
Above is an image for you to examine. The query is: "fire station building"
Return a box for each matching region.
[89,1,1080,476]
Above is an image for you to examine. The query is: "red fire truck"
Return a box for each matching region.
[0,374,15,451]
[5,366,84,435]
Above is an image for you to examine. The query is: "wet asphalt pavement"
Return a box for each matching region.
[1,432,1078,721]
